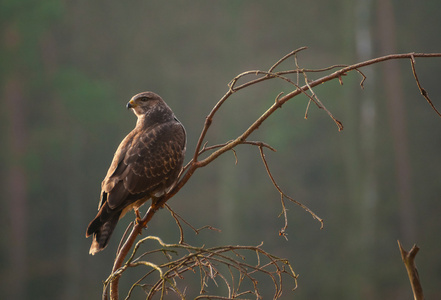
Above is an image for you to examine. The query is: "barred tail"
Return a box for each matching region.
[86,208,121,255]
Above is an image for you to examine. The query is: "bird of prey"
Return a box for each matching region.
[86,91,186,255]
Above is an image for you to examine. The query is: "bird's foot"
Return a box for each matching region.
[134,208,142,224]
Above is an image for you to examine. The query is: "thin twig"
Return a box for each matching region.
[258,145,324,230]
[301,70,344,131]
[117,222,134,257]
[268,47,308,72]
[165,203,221,244]
[114,237,296,299]
[409,54,441,117]
[165,204,185,244]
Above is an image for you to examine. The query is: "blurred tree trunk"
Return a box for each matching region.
[376,0,416,243]
[5,75,28,300]
[41,31,84,300]
[340,0,378,297]
[354,0,378,297]
[340,1,360,297]
[356,0,378,297]
[62,127,84,300]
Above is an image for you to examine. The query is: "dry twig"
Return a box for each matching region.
[104,236,297,299]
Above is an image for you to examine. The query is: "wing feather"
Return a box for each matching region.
[102,120,185,210]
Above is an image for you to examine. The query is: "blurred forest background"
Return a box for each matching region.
[1,0,440,299]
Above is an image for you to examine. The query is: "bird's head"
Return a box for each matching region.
[127,91,165,117]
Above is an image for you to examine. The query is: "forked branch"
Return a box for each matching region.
[398,241,424,300]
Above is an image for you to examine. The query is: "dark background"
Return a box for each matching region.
[2,0,441,299]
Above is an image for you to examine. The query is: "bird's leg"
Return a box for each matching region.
[151,195,159,209]
[151,195,166,209]
[134,208,142,224]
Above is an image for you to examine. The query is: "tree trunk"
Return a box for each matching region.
[377,0,416,243]
[5,76,28,300]
[356,0,378,297]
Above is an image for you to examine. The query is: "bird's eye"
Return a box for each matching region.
[140,97,149,102]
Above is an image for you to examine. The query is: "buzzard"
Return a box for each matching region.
[86,91,186,255]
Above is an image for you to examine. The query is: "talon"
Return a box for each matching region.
[134,208,142,223]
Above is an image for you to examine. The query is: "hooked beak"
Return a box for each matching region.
[126,99,136,109]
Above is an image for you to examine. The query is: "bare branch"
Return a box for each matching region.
[409,54,441,117]
[300,69,344,131]
[116,222,134,257]
[398,241,424,300]
[258,145,324,232]
[107,236,297,299]
[268,46,308,72]
[165,203,221,245]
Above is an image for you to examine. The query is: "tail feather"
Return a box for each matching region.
[86,208,121,255]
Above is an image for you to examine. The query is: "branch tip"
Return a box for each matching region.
[409,57,441,118]
[275,92,284,103]
[397,240,424,300]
